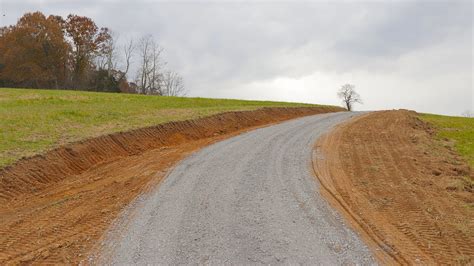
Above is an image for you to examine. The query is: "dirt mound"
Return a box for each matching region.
[0,106,342,264]
[313,110,474,264]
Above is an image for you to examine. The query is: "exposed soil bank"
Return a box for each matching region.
[0,106,342,264]
[313,110,473,265]
[95,112,374,265]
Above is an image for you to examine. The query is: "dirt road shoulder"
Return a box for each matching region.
[313,110,473,264]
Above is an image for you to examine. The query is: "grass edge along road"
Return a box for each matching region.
[421,113,474,168]
[0,88,336,168]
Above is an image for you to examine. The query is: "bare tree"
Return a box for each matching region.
[337,84,362,111]
[161,71,186,96]
[136,35,151,94]
[135,35,163,95]
[149,43,163,94]
[125,35,185,96]
[119,38,134,81]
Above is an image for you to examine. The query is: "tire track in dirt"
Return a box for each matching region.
[0,107,342,264]
[313,110,474,264]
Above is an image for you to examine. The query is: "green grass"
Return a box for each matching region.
[421,113,474,167]
[0,88,334,168]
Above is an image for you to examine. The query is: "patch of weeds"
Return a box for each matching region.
[368,165,380,172]
[446,176,473,192]
[463,202,474,210]
[421,114,474,168]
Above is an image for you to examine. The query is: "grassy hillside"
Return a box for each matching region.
[421,114,474,167]
[0,88,335,168]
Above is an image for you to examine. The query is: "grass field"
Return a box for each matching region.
[0,88,332,168]
[421,114,474,167]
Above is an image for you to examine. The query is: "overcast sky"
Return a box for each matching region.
[1,0,472,115]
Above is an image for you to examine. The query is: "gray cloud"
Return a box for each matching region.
[1,0,472,115]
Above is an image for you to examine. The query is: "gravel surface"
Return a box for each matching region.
[98,112,375,265]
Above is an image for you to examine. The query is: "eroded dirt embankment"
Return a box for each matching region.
[313,110,473,265]
[0,106,342,264]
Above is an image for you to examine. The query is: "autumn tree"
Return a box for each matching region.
[0,12,186,95]
[337,84,362,111]
[96,31,117,74]
[90,31,126,92]
[0,12,70,88]
[63,14,111,89]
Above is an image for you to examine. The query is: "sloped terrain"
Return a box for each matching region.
[0,88,321,168]
[313,110,473,264]
[0,106,342,264]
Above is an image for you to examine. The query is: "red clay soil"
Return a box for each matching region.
[313,110,473,265]
[0,106,343,264]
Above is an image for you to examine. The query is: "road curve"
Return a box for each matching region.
[98,112,374,264]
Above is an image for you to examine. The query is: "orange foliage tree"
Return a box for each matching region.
[0,12,112,90]
[63,14,111,89]
[0,12,70,88]
[0,11,182,94]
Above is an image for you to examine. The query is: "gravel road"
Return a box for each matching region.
[98,112,375,265]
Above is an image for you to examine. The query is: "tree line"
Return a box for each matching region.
[0,12,185,96]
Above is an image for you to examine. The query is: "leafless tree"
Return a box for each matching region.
[135,35,163,95]
[119,38,134,81]
[136,35,152,94]
[122,35,185,96]
[161,71,186,96]
[337,84,362,111]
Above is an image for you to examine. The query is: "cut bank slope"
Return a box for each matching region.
[0,88,329,168]
[0,106,342,264]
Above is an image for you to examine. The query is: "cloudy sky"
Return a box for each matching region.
[1,0,472,115]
